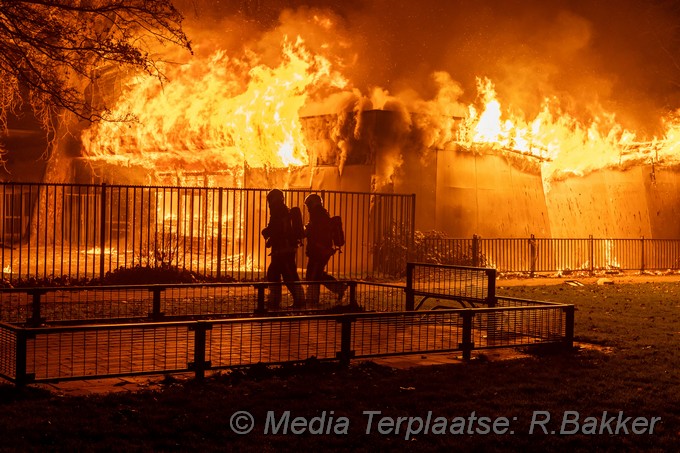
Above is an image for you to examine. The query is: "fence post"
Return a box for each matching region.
[149,287,165,321]
[405,262,415,311]
[254,284,266,315]
[589,235,594,276]
[460,311,474,361]
[408,194,416,263]
[216,188,223,279]
[14,328,34,387]
[485,268,497,308]
[28,290,46,326]
[336,315,355,367]
[348,281,358,309]
[189,321,212,380]
[563,305,575,351]
[640,236,645,273]
[100,183,107,281]
[529,234,537,278]
[484,268,498,346]
[472,235,480,267]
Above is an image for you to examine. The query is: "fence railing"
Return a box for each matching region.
[417,234,680,274]
[0,281,373,326]
[0,263,574,385]
[0,302,573,385]
[0,183,415,283]
[405,262,497,310]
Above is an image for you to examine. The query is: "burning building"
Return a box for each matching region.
[4,0,680,240]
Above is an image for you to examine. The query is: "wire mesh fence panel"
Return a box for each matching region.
[354,282,407,312]
[410,264,490,299]
[0,292,31,324]
[0,296,572,384]
[161,285,259,318]
[351,312,464,357]
[39,288,153,323]
[474,306,567,349]
[0,324,17,381]
[25,324,194,381]
[207,317,342,368]
[406,263,496,311]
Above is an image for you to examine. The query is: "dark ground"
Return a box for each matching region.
[0,273,678,452]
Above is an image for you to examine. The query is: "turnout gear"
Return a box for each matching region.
[262,189,305,308]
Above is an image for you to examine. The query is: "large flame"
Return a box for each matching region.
[82,36,346,172]
[456,77,680,183]
[81,32,680,186]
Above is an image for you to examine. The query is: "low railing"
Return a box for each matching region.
[0,302,573,386]
[1,277,510,326]
[405,262,497,310]
[0,264,574,386]
[0,281,410,326]
[417,235,680,274]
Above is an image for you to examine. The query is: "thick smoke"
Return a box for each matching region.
[179,0,680,134]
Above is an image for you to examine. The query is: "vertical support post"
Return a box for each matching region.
[149,287,165,321]
[485,268,497,308]
[100,183,107,281]
[408,194,416,263]
[255,284,266,315]
[15,328,30,387]
[589,235,594,276]
[529,234,537,278]
[28,290,45,326]
[640,236,645,273]
[348,281,358,309]
[337,315,355,367]
[216,188,224,280]
[189,322,212,380]
[472,235,480,267]
[405,262,415,311]
[485,269,498,345]
[563,305,575,350]
[460,311,474,361]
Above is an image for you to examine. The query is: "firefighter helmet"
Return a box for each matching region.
[266,189,284,204]
[304,193,323,209]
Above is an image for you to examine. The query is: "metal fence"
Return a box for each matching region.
[0,273,511,326]
[417,235,680,274]
[0,281,408,326]
[405,262,497,310]
[0,183,415,283]
[0,301,572,385]
[0,263,574,386]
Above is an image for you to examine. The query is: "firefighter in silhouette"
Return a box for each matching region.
[303,193,347,305]
[261,189,305,308]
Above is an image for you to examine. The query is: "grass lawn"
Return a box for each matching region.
[0,279,678,451]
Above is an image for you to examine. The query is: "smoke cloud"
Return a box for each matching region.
[178,0,680,135]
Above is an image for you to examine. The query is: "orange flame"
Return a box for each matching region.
[82,37,346,171]
[457,77,676,182]
[81,31,680,187]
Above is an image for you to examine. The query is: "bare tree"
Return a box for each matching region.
[0,0,192,136]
